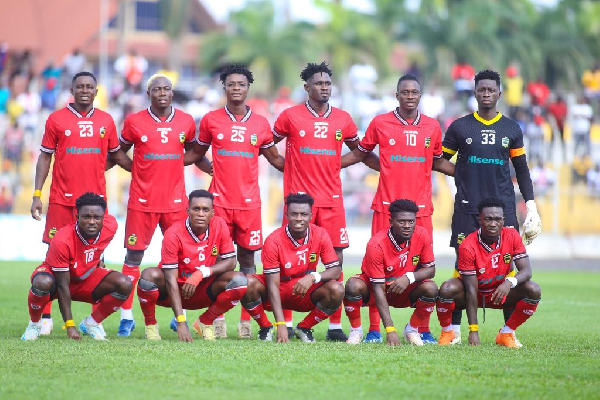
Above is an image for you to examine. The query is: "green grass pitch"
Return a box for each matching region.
[1,261,598,399]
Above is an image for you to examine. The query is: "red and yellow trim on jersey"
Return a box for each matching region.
[473,111,502,125]
[509,147,526,158]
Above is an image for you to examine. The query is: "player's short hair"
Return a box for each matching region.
[475,69,501,88]
[300,62,332,82]
[72,72,97,85]
[75,192,107,212]
[477,197,505,214]
[285,192,314,208]
[146,73,172,91]
[219,63,254,85]
[189,189,214,203]
[397,74,420,90]
[389,199,419,216]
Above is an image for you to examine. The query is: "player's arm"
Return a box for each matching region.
[107,149,132,172]
[463,273,480,346]
[388,264,435,294]
[292,264,341,297]
[185,143,213,175]
[341,147,367,168]
[260,145,285,172]
[265,271,289,343]
[54,270,80,340]
[31,151,52,220]
[345,140,380,171]
[372,283,400,346]
[432,157,455,176]
[491,254,531,305]
[512,153,541,245]
[162,267,193,342]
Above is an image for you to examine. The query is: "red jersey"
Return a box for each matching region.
[121,107,196,212]
[273,102,358,207]
[160,216,236,285]
[198,106,275,209]
[262,224,339,280]
[358,110,442,216]
[46,214,118,280]
[458,227,528,292]
[40,105,120,206]
[361,225,435,285]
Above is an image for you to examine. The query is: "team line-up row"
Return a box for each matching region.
[23,62,542,347]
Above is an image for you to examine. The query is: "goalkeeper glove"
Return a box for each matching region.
[522,200,542,246]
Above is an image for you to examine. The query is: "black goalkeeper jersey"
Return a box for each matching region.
[442,112,526,214]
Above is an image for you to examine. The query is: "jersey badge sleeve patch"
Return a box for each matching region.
[309,253,317,262]
[412,255,420,265]
[128,234,138,246]
[457,233,466,245]
[49,227,58,239]
[503,253,512,264]
[335,129,342,141]
[425,137,431,148]
[179,132,186,144]
[251,134,258,145]
[211,245,218,256]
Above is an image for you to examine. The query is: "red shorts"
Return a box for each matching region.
[31,265,113,303]
[371,211,433,238]
[282,205,348,248]
[43,203,76,244]
[477,290,505,309]
[254,274,323,312]
[124,208,187,250]
[156,275,218,310]
[353,273,428,308]
[214,205,262,251]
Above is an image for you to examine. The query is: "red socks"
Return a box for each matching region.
[240,307,251,322]
[244,301,271,328]
[137,284,159,325]
[42,300,53,315]
[368,304,380,332]
[283,309,293,324]
[28,289,50,323]
[121,264,140,311]
[506,298,539,330]
[199,285,246,325]
[343,296,363,328]
[91,293,127,323]
[298,303,333,330]
[436,298,456,329]
[409,297,436,328]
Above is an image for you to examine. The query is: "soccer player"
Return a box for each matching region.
[22,193,132,341]
[272,62,377,341]
[436,197,541,348]
[116,74,200,336]
[136,190,247,341]
[30,71,131,335]
[341,74,454,344]
[188,64,284,339]
[241,193,344,343]
[343,199,437,346]
[442,70,542,343]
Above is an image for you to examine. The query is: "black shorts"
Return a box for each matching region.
[450,211,519,248]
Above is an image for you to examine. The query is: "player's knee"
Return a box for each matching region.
[140,267,161,282]
[522,280,541,300]
[439,278,461,298]
[32,273,55,293]
[420,281,439,298]
[225,273,248,290]
[115,273,133,295]
[326,281,345,302]
[138,278,158,291]
[344,278,362,297]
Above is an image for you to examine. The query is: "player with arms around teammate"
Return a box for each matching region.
[22,193,132,341]
[436,198,541,348]
[442,70,542,343]
[116,74,203,336]
[187,64,284,338]
[136,190,247,341]
[241,193,344,343]
[342,74,454,344]
[272,62,378,341]
[30,71,131,335]
[344,199,438,346]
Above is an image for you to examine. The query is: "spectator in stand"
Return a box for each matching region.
[62,49,87,79]
[571,96,594,159]
[271,86,295,120]
[0,76,10,135]
[451,57,475,104]
[547,95,568,161]
[3,119,24,172]
[530,162,556,199]
[582,62,600,107]
[40,78,58,111]
[41,61,62,81]
[527,77,550,107]
[504,64,524,120]
[0,42,8,75]
[114,49,148,91]
[525,107,545,166]
[587,164,600,198]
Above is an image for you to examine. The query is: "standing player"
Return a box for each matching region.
[341,74,454,344]
[436,197,541,348]
[442,70,542,343]
[116,74,201,336]
[188,64,284,338]
[241,193,344,343]
[343,199,438,346]
[136,190,247,341]
[30,72,131,335]
[22,193,133,341]
[272,62,378,341]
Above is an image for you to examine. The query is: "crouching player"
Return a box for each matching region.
[344,199,438,346]
[436,197,541,348]
[136,190,246,341]
[22,192,132,341]
[241,193,344,343]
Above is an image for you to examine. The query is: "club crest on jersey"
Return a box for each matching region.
[425,137,431,148]
[100,127,106,138]
[251,134,258,145]
[335,129,342,141]
[299,130,306,137]
[128,234,137,246]
[49,227,58,239]
[389,138,396,145]
[309,253,317,263]
[502,137,509,148]
[466,138,472,145]
[183,258,190,264]
[179,132,186,144]
[503,253,512,264]
[412,255,420,266]
[211,245,218,256]
[141,135,148,143]
[65,130,71,137]
[457,233,466,244]
[285,262,292,269]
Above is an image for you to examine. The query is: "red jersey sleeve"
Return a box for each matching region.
[342,115,359,142]
[509,228,528,261]
[216,218,236,259]
[272,110,290,139]
[160,229,181,270]
[432,122,443,158]
[418,232,435,268]
[358,118,378,153]
[197,115,212,146]
[107,119,120,153]
[47,238,71,273]
[457,243,477,276]
[318,228,339,269]
[259,119,275,149]
[361,241,385,284]
[185,118,196,143]
[40,116,58,154]
[261,234,281,275]
[120,116,135,145]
